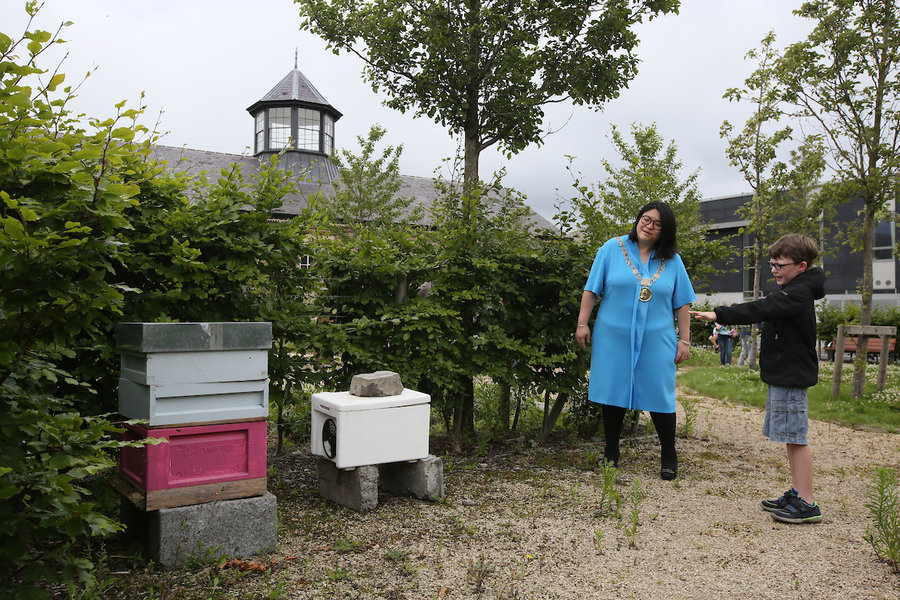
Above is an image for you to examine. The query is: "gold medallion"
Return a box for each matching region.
[617,237,667,304]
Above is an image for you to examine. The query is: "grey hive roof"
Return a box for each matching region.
[249,69,342,118]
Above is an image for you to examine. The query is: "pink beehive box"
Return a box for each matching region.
[116,420,267,510]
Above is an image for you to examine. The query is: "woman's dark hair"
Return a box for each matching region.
[627,201,678,260]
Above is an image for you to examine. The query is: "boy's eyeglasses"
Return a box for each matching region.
[769,261,798,271]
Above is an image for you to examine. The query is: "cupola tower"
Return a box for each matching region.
[246,55,342,182]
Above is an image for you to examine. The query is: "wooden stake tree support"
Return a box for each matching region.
[831,324,896,398]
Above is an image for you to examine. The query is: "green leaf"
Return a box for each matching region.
[3,217,25,240]
[47,73,65,91]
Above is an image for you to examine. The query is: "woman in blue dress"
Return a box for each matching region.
[575,202,695,480]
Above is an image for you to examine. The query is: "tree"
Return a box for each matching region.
[721,31,826,368]
[776,0,900,396]
[296,0,681,440]
[296,0,680,191]
[567,122,728,285]
[1,5,335,592]
[322,124,421,229]
[0,7,147,596]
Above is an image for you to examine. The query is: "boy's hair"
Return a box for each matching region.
[769,233,819,264]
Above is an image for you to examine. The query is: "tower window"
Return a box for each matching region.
[323,114,334,155]
[268,107,292,150]
[297,108,320,151]
[254,112,265,154]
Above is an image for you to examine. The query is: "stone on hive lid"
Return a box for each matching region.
[349,371,403,397]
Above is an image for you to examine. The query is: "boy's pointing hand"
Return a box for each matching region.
[690,310,716,321]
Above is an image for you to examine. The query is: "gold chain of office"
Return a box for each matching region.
[617,237,666,302]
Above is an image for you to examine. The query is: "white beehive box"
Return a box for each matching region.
[310,389,430,469]
[117,322,271,427]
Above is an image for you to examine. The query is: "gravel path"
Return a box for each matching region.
[263,389,900,600]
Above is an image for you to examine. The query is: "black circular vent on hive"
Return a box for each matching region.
[322,418,337,459]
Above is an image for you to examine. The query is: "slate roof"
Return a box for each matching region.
[246,68,342,118]
[148,145,556,231]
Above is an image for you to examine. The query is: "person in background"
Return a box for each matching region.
[576,201,696,480]
[713,320,737,365]
[691,233,826,524]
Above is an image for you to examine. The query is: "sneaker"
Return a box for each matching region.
[760,488,797,512]
[770,494,823,524]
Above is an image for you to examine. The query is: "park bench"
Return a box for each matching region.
[825,335,896,363]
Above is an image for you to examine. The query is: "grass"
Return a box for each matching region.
[678,348,900,432]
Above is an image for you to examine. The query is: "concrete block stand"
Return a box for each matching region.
[317,459,380,512]
[148,492,277,568]
[317,455,444,511]
[380,455,445,501]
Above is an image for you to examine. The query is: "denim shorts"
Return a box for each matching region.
[763,385,809,445]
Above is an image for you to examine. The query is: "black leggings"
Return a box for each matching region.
[601,405,677,468]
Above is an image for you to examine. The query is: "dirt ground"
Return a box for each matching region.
[255,387,900,600]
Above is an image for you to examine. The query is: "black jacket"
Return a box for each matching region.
[713,267,826,388]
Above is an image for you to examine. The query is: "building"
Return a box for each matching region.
[695,193,898,308]
[150,61,554,231]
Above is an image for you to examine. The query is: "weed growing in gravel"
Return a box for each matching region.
[325,563,352,581]
[596,461,622,518]
[466,554,493,593]
[678,395,698,437]
[385,548,410,562]
[864,467,900,571]
[450,513,476,535]
[262,572,288,600]
[334,538,369,554]
[569,481,582,503]
[622,477,646,548]
[580,448,604,470]
[593,529,605,551]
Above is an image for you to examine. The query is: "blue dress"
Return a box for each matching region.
[584,235,696,412]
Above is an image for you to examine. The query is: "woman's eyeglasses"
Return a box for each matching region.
[769,261,798,271]
[639,215,662,230]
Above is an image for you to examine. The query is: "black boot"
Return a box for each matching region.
[650,411,678,480]
[601,404,627,467]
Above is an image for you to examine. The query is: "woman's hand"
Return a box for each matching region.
[576,324,591,349]
[576,291,597,350]
[675,341,690,364]
[690,310,716,322]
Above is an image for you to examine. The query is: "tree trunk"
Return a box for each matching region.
[852,199,877,397]
[454,4,481,442]
[542,392,568,438]
[451,295,477,440]
[512,388,521,430]
[749,237,763,369]
[451,394,463,453]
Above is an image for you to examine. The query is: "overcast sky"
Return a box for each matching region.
[1,0,815,221]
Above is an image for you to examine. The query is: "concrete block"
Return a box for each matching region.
[317,458,379,511]
[148,492,277,568]
[379,455,445,501]
[349,371,403,397]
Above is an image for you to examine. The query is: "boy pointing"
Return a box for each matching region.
[692,233,826,524]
